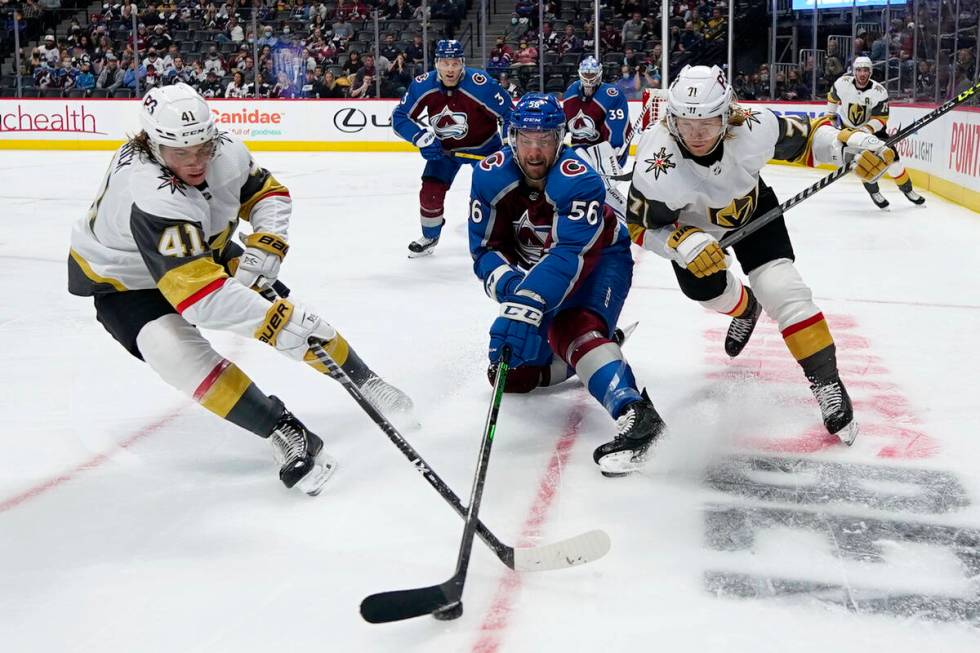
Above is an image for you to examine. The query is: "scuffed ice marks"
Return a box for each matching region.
[702,456,980,625]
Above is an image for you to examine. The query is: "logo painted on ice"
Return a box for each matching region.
[429,106,469,140]
[568,109,600,141]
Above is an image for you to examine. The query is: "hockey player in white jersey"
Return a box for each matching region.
[826,56,925,209]
[68,83,412,495]
[626,65,878,445]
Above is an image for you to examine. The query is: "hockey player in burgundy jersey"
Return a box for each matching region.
[468,93,665,477]
[392,39,513,257]
[562,56,632,167]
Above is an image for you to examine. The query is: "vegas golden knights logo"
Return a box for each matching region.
[709,186,758,228]
[848,103,868,126]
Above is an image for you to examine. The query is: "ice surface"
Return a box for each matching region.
[1,151,978,652]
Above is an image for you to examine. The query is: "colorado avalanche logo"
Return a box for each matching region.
[560,159,588,177]
[479,150,505,171]
[415,72,430,83]
[568,110,600,141]
[606,87,619,97]
[643,146,676,180]
[429,105,469,141]
[513,210,551,264]
[472,72,488,85]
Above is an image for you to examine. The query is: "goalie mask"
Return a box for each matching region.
[578,56,602,95]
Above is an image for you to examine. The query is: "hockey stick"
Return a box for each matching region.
[360,346,512,624]
[719,80,980,249]
[304,340,611,574]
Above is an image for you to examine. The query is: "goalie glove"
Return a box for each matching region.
[255,298,337,361]
[235,232,289,290]
[666,225,726,278]
[838,129,896,182]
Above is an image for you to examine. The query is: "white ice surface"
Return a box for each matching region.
[1,151,979,652]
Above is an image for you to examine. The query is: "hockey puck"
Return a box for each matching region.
[432,601,463,621]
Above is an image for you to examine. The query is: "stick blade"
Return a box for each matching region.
[360,583,457,624]
[512,529,612,572]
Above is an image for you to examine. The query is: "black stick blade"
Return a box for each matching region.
[360,583,457,624]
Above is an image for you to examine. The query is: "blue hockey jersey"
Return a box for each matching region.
[562,81,632,154]
[468,147,631,311]
[392,68,513,154]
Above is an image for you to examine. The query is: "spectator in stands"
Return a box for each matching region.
[560,24,583,55]
[203,46,226,76]
[167,57,192,85]
[144,63,162,91]
[71,59,94,93]
[622,12,644,45]
[825,40,844,83]
[190,59,208,87]
[385,52,412,97]
[221,16,245,44]
[121,57,145,92]
[870,32,889,63]
[505,14,531,44]
[639,62,661,90]
[600,20,622,53]
[36,33,59,66]
[381,34,402,63]
[412,1,430,21]
[781,68,809,100]
[199,68,224,98]
[913,60,934,99]
[128,23,148,53]
[161,44,180,75]
[679,22,702,53]
[615,64,640,100]
[342,51,362,78]
[388,0,414,20]
[487,46,511,75]
[318,70,345,98]
[224,69,248,97]
[149,24,172,51]
[498,71,521,99]
[298,68,320,98]
[541,21,560,53]
[705,7,726,41]
[332,15,353,45]
[258,25,280,49]
[349,71,376,98]
[495,36,514,60]
[405,34,425,71]
[97,53,124,91]
[514,39,538,69]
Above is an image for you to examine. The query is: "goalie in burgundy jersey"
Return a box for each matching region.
[68,84,412,495]
[626,65,886,446]
[468,93,665,477]
[562,56,632,167]
[392,39,513,258]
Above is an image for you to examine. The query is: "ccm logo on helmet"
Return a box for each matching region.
[479,150,505,171]
[560,160,588,177]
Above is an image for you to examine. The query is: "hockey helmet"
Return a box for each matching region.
[435,39,465,60]
[508,93,566,172]
[139,82,216,161]
[852,56,873,71]
[578,56,602,91]
[665,64,733,154]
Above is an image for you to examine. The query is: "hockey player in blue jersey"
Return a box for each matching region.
[392,39,513,257]
[563,56,632,168]
[468,93,665,477]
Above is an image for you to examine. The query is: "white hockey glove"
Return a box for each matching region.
[666,225,727,278]
[235,232,289,290]
[575,142,627,218]
[838,129,896,182]
[255,299,337,361]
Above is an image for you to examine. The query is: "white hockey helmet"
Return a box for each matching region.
[852,56,873,72]
[139,82,216,161]
[665,65,733,153]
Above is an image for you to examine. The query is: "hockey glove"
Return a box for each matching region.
[667,225,726,278]
[489,293,546,368]
[854,147,896,182]
[235,232,288,290]
[255,298,337,361]
[483,263,525,302]
[415,130,446,161]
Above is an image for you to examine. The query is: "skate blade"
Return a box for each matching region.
[835,420,859,447]
[597,450,649,477]
[407,248,436,259]
[296,453,339,496]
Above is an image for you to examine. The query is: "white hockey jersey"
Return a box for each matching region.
[826,75,890,132]
[68,132,292,336]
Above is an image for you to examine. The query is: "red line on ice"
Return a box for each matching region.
[0,411,179,514]
[470,404,584,653]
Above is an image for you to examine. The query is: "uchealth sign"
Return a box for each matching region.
[1,97,976,198]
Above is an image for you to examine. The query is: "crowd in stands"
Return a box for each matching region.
[0,1,976,102]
